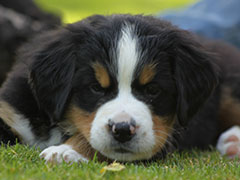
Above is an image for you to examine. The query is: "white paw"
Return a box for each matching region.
[40,144,88,163]
[217,126,240,159]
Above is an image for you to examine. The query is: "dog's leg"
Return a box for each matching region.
[0,117,19,145]
[40,134,91,163]
[216,126,240,158]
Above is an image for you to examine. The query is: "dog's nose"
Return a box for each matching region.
[108,113,137,143]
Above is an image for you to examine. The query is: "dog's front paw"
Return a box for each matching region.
[40,144,88,163]
[217,126,240,159]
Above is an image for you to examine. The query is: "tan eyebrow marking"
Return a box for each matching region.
[139,64,157,85]
[92,62,110,88]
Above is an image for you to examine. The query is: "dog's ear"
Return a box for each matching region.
[29,16,103,121]
[29,29,79,121]
[174,31,219,126]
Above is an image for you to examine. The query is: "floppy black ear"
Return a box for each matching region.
[174,32,219,126]
[29,29,77,121]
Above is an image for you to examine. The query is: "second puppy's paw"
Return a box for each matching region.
[217,126,240,159]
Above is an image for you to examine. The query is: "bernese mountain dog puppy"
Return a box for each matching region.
[1,14,240,163]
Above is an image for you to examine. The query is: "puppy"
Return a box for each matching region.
[0,14,240,163]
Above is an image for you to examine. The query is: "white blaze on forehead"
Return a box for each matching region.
[117,25,138,93]
[90,24,156,161]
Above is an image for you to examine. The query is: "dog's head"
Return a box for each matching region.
[29,15,218,161]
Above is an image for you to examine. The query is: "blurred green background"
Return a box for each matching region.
[35,0,196,23]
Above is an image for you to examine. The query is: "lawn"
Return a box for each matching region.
[35,0,196,23]
[1,144,240,180]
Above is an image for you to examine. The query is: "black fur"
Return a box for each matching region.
[30,30,76,122]
[0,14,240,160]
[174,33,219,125]
[0,117,19,145]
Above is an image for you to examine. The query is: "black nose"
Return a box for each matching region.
[108,120,136,143]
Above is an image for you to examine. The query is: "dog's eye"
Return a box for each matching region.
[145,84,161,97]
[90,83,105,95]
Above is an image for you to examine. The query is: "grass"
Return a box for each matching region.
[0,144,240,180]
[35,0,196,23]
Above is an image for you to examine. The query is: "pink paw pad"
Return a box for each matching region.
[226,144,239,157]
[217,126,240,159]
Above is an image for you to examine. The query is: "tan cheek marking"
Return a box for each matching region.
[65,106,112,162]
[139,64,156,85]
[219,87,240,130]
[151,115,174,155]
[66,105,96,141]
[65,106,96,160]
[65,133,108,161]
[92,62,110,88]
[64,133,94,160]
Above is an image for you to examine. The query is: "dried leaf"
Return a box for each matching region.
[100,162,125,174]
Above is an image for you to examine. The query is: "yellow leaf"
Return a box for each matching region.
[100,162,125,174]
